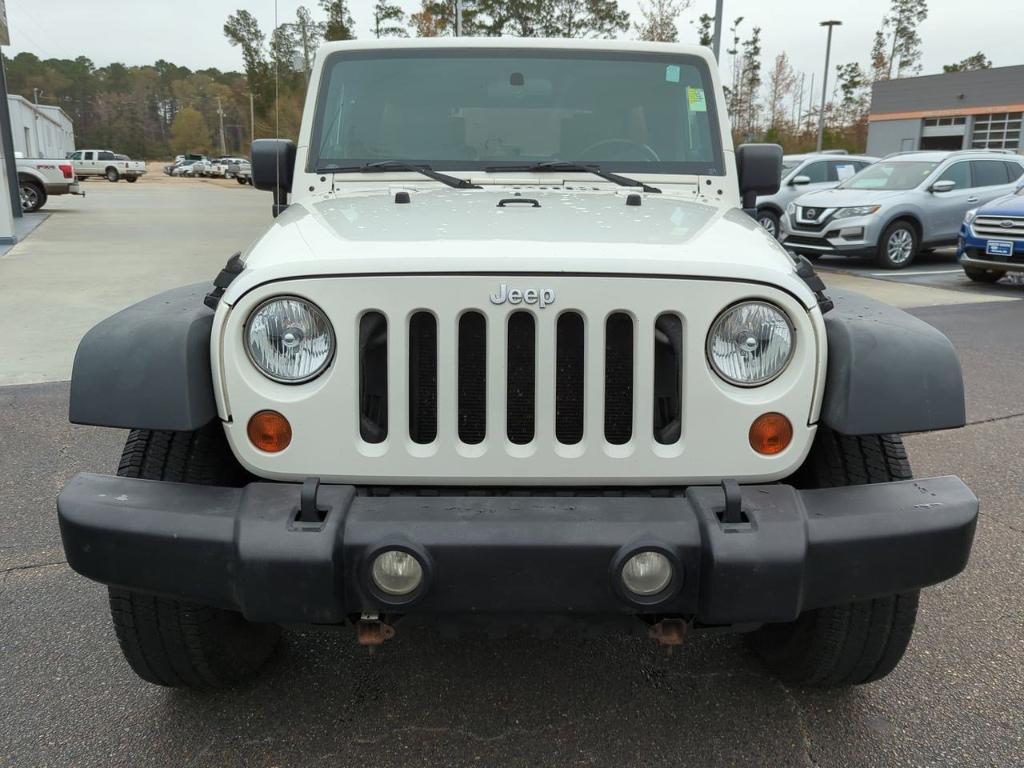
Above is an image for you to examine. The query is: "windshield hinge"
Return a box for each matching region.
[794,256,834,314]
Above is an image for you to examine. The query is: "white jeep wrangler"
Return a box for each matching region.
[58,39,977,690]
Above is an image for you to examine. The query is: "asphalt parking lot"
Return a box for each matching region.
[2,181,1023,767]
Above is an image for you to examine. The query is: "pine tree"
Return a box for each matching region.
[694,13,714,47]
[883,0,928,77]
[320,0,357,40]
[373,0,409,37]
[943,52,992,72]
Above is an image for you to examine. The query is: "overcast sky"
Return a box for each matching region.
[4,0,1020,93]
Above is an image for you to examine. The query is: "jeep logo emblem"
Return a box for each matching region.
[489,284,556,308]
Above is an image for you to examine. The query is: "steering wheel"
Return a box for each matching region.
[577,138,661,162]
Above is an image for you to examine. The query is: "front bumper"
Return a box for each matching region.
[958,227,1024,273]
[781,213,881,257]
[58,473,977,626]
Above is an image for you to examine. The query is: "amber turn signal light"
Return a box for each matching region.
[247,410,292,453]
[749,412,792,456]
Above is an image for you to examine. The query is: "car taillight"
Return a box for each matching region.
[59,164,73,179]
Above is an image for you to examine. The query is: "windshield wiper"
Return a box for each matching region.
[483,161,661,193]
[317,160,481,189]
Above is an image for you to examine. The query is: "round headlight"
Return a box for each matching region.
[707,301,794,387]
[621,551,673,596]
[246,296,334,383]
[371,550,424,596]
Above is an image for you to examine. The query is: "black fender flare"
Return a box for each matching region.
[821,289,965,435]
[69,284,218,431]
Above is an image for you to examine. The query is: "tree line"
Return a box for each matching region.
[1,0,993,160]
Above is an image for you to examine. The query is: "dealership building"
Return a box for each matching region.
[866,65,1023,156]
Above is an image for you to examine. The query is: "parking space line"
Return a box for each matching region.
[867,269,963,277]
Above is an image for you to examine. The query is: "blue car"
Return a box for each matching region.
[959,180,1024,282]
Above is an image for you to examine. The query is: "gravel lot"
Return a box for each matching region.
[1,181,1021,767]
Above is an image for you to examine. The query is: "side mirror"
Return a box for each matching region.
[790,175,812,186]
[736,143,783,214]
[252,138,297,217]
[930,180,956,194]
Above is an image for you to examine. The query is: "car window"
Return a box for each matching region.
[839,160,939,190]
[829,161,859,182]
[937,162,972,189]
[972,160,1009,187]
[800,161,828,183]
[781,159,802,175]
[98,151,115,161]
[83,151,94,161]
[69,151,82,160]
[1002,162,1023,182]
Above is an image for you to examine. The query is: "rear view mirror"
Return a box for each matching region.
[736,144,783,214]
[252,139,297,217]
[931,180,956,194]
[791,175,811,186]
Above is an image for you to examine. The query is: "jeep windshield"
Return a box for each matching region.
[310,48,724,176]
[838,160,939,191]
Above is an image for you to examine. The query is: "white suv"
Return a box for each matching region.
[58,39,977,692]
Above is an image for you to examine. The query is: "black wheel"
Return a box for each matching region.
[125,175,138,183]
[757,209,781,239]
[876,221,918,269]
[107,425,279,689]
[747,427,920,687]
[236,176,247,185]
[18,178,46,212]
[963,266,1003,283]
[105,167,120,182]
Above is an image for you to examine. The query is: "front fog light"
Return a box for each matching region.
[621,551,672,596]
[371,550,424,596]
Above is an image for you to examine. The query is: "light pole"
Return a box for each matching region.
[712,0,724,62]
[816,20,842,152]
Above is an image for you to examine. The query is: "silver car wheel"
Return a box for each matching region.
[758,215,778,237]
[887,229,914,264]
[19,184,39,212]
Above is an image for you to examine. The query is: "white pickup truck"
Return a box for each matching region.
[69,149,146,183]
[15,154,84,212]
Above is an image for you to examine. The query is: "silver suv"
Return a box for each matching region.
[781,150,1024,269]
[755,152,877,238]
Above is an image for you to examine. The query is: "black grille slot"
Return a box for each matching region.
[653,314,683,444]
[506,312,535,444]
[408,312,437,444]
[604,313,634,445]
[359,311,388,443]
[555,312,585,444]
[458,312,487,444]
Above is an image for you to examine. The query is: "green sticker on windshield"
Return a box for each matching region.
[687,86,707,112]
[665,65,681,83]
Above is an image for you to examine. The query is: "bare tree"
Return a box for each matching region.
[635,0,690,43]
[765,53,796,131]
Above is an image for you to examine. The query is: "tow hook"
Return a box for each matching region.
[356,612,396,650]
[649,618,688,652]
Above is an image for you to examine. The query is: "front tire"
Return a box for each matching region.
[107,425,280,689]
[746,428,920,687]
[105,167,120,182]
[757,209,781,239]
[876,221,918,269]
[964,266,1003,283]
[18,178,46,212]
[125,175,138,183]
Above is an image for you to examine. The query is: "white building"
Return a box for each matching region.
[7,95,75,159]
